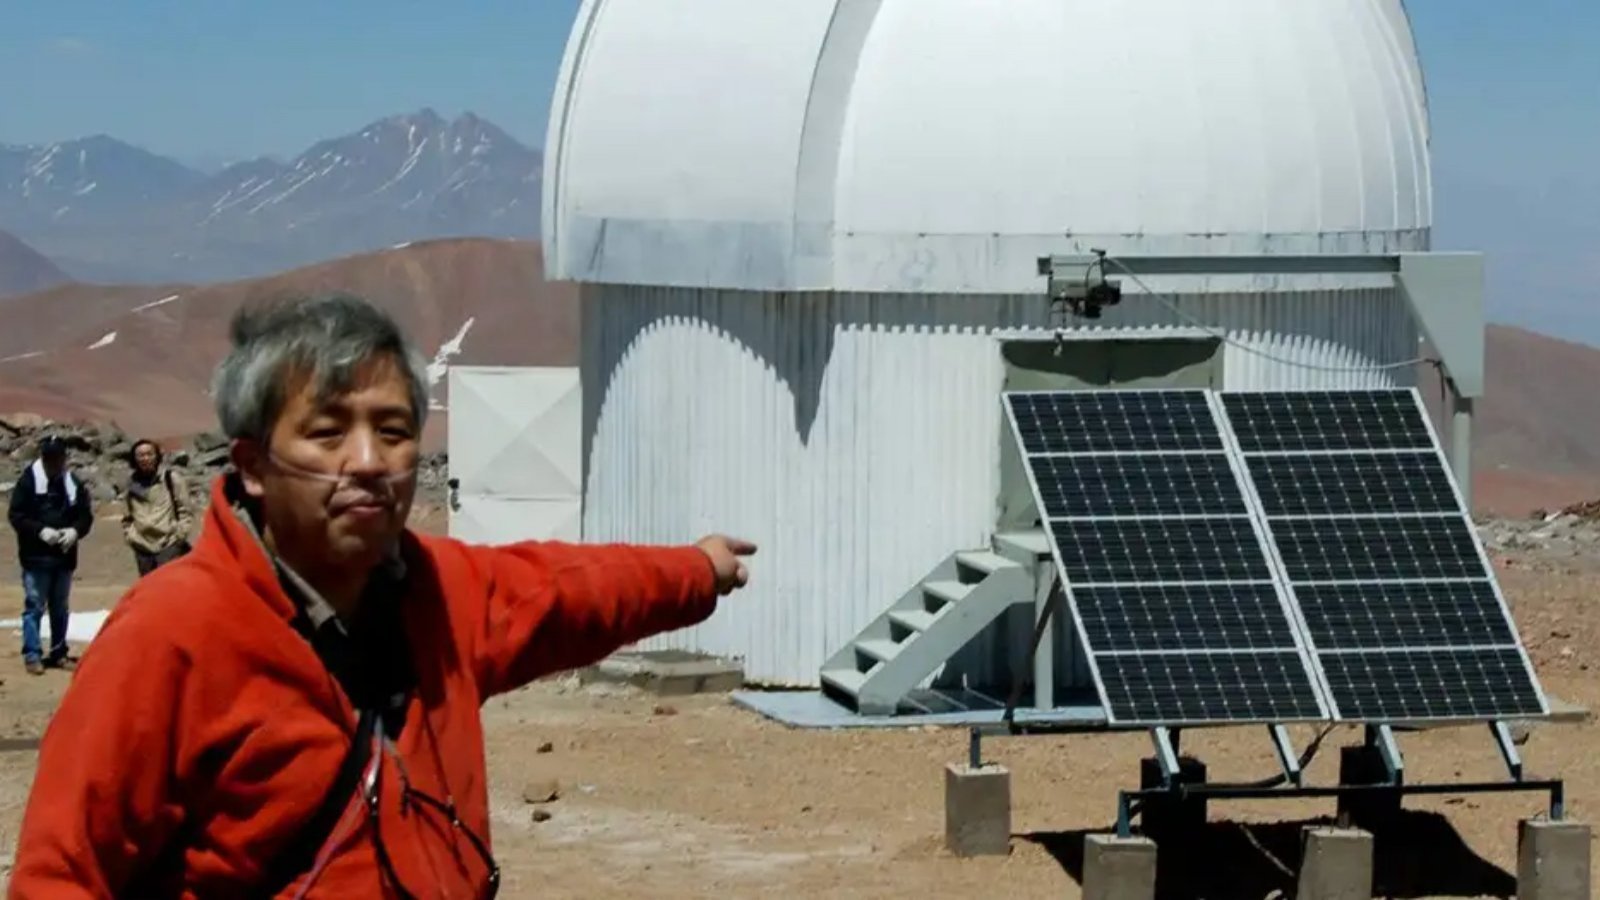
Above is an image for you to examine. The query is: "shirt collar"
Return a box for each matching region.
[228,499,406,634]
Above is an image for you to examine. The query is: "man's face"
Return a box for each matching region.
[40,452,64,479]
[133,443,159,475]
[236,356,420,579]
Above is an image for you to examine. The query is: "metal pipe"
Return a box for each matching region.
[1033,578,1055,711]
[1452,392,1474,509]
[1128,779,1562,803]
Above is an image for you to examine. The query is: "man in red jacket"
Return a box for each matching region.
[10,294,754,898]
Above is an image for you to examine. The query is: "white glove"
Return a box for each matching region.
[57,528,79,550]
[39,527,60,545]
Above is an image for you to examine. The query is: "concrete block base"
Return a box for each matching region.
[1083,834,1157,900]
[1518,819,1591,900]
[1297,826,1373,900]
[944,763,1011,857]
[579,650,744,696]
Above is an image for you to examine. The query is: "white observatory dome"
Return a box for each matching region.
[545,0,1432,292]
[544,0,1434,685]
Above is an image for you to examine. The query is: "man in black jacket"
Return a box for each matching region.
[7,436,93,675]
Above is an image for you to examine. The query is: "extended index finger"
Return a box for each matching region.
[725,536,758,555]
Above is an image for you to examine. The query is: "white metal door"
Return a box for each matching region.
[446,366,582,543]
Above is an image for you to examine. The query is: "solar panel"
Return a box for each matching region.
[1249,452,1460,516]
[1009,390,1222,454]
[1030,455,1245,518]
[1221,389,1547,723]
[1224,389,1434,452]
[1318,649,1545,720]
[1004,390,1327,726]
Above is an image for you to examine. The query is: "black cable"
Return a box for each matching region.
[1195,724,1339,791]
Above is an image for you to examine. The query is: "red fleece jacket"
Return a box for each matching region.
[9,476,720,898]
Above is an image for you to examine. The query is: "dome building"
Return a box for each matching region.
[542,0,1437,687]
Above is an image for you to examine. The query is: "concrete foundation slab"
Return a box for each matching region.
[580,650,744,696]
[1297,826,1373,900]
[1083,834,1157,900]
[1518,819,1591,900]
[944,763,1011,857]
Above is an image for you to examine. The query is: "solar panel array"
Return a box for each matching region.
[1004,391,1327,726]
[1221,390,1546,722]
[1004,387,1548,727]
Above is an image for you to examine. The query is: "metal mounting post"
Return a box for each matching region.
[1368,725,1405,785]
[1269,725,1303,786]
[969,727,983,768]
[1491,721,1523,781]
[1116,790,1133,838]
[1151,728,1180,788]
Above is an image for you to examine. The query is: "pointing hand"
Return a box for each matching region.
[695,535,757,595]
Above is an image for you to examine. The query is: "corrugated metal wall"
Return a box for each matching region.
[583,287,1418,685]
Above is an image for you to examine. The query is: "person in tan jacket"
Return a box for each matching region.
[122,439,194,575]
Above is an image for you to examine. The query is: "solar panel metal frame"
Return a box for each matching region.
[1003,388,1333,727]
[1217,387,1549,724]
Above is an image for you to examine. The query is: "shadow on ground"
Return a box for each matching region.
[1024,810,1516,899]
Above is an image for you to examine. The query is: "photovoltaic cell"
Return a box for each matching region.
[1223,390,1434,452]
[1031,454,1245,518]
[1074,583,1296,652]
[1248,452,1460,516]
[1319,649,1544,720]
[1269,517,1485,582]
[1095,652,1325,723]
[1222,388,1547,723]
[1049,518,1273,584]
[1295,582,1516,649]
[1005,390,1326,725]
[1009,391,1222,454]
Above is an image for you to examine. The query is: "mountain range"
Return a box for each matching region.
[0,109,541,284]
[0,236,1597,513]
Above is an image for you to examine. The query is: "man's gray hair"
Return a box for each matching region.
[211,294,432,441]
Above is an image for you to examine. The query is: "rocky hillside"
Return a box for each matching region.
[1424,324,1600,515]
[0,238,577,449]
[0,413,449,513]
[0,229,71,298]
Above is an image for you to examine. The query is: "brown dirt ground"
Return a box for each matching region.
[0,503,1595,898]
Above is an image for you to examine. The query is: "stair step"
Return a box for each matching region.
[995,529,1051,558]
[889,609,938,633]
[955,550,1017,575]
[923,580,975,606]
[856,639,903,663]
[821,667,867,697]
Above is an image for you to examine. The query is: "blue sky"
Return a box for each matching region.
[0,0,1594,339]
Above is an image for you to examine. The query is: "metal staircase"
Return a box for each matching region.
[820,531,1045,715]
